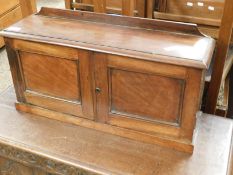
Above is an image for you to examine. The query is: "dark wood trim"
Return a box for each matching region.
[93,52,109,123]
[79,50,95,119]
[4,38,25,103]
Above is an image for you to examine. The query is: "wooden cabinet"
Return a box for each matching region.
[1,8,215,153]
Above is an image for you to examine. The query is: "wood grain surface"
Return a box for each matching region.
[0,0,19,16]
[20,52,81,101]
[110,68,183,123]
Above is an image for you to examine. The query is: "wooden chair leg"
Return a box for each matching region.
[93,0,106,13]
[122,0,135,16]
[157,0,167,12]
[136,0,146,17]
[205,0,233,114]
[65,0,72,9]
[146,0,155,18]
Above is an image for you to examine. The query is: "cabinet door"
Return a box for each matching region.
[8,39,94,120]
[94,53,203,140]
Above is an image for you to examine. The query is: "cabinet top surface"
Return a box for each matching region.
[1,8,215,69]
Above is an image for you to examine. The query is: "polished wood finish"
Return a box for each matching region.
[1,8,215,153]
[0,0,36,48]
[2,8,215,68]
[0,87,232,175]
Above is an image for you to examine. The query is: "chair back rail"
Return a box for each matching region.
[65,0,145,17]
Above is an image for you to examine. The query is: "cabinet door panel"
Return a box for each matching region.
[20,51,81,101]
[12,40,94,120]
[110,69,184,124]
[94,53,190,137]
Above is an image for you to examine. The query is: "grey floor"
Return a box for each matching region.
[36,0,65,11]
[0,48,11,93]
[0,0,64,93]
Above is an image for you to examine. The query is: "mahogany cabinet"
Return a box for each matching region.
[0,8,215,153]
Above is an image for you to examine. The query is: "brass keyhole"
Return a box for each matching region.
[95,87,101,93]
